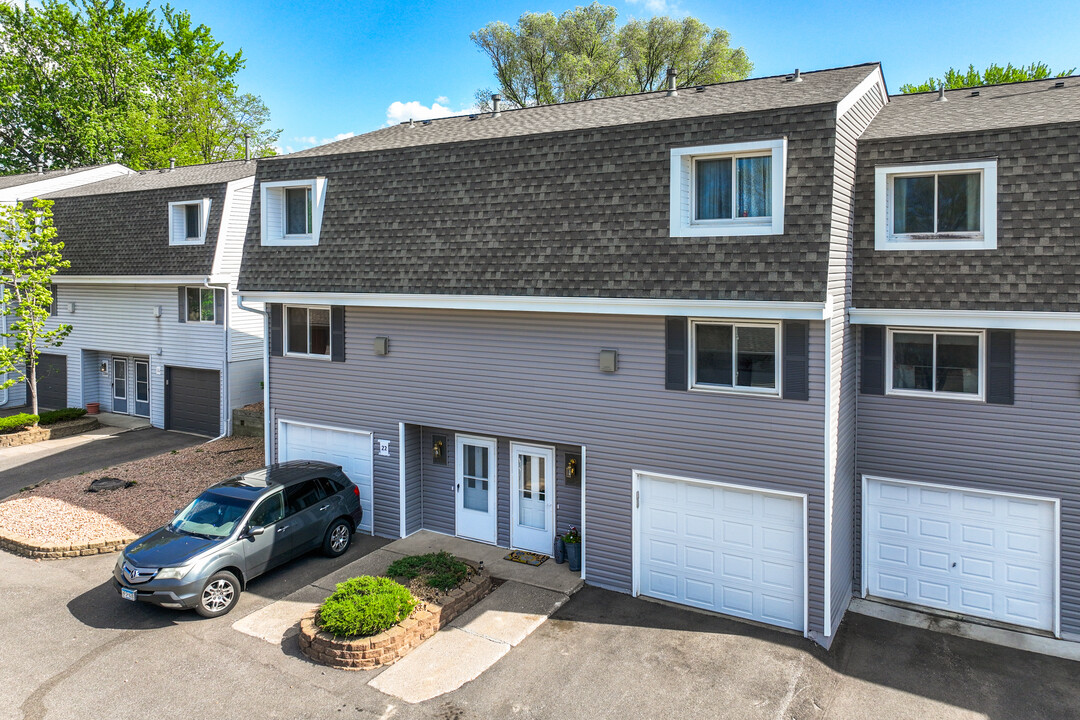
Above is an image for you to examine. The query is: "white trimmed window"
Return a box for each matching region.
[185,287,217,323]
[670,139,786,237]
[285,305,331,357]
[168,199,211,245]
[887,328,984,399]
[875,160,997,250]
[690,320,781,395]
[260,178,328,246]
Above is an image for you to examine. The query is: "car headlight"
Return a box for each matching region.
[114,555,124,572]
[155,564,194,581]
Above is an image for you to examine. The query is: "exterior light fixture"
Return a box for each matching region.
[598,349,618,372]
[431,434,447,465]
[374,337,389,355]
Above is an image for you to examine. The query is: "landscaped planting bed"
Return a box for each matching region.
[299,553,493,670]
[0,436,264,557]
[0,408,99,449]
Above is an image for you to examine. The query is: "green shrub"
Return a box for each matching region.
[317,576,416,638]
[0,413,38,434]
[39,407,87,425]
[386,551,470,593]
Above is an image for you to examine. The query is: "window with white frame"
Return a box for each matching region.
[670,139,786,237]
[285,305,331,357]
[185,287,216,323]
[887,328,983,398]
[260,178,328,246]
[168,199,211,245]
[875,160,997,250]
[691,320,780,394]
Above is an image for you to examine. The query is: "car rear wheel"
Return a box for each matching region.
[195,571,241,618]
[323,519,352,558]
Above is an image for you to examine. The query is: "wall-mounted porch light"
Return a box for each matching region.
[431,434,447,465]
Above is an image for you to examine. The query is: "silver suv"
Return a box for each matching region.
[112,461,363,617]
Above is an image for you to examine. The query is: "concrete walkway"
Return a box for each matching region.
[233,530,584,702]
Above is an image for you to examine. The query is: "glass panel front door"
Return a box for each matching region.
[134,359,150,417]
[510,443,555,555]
[112,358,128,414]
[455,435,497,544]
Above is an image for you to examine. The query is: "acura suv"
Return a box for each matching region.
[113,461,363,618]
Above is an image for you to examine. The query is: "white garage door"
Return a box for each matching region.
[636,473,805,632]
[864,477,1057,632]
[279,421,373,533]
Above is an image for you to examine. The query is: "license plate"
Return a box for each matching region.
[121,587,138,602]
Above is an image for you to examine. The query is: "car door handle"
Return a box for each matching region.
[276,525,289,533]
[318,504,330,511]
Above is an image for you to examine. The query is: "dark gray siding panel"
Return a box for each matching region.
[404,424,422,535]
[268,308,829,633]
[856,330,1080,637]
[421,426,455,535]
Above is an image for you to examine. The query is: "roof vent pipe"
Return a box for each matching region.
[244,134,251,162]
[666,68,678,96]
[791,68,802,82]
[936,84,947,102]
[37,159,43,175]
[169,157,176,170]
[492,93,502,117]
[409,118,415,128]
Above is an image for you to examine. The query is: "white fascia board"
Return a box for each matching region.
[836,65,887,119]
[238,292,828,320]
[849,307,1080,332]
[52,275,211,285]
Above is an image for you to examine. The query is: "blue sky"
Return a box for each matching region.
[176,0,1079,153]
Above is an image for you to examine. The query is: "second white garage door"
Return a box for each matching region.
[279,421,373,533]
[863,477,1058,632]
[635,472,806,632]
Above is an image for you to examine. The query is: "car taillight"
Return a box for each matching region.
[353,485,360,499]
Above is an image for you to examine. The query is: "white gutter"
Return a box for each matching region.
[236,294,270,465]
[849,307,1080,332]
[52,275,209,285]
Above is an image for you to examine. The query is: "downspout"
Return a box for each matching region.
[205,276,229,443]
[236,294,270,465]
[0,290,8,406]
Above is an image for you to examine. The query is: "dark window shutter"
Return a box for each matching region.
[330,306,345,362]
[782,321,809,401]
[269,304,283,357]
[49,284,57,317]
[177,287,187,323]
[861,326,885,395]
[214,289,225,325]
[665,317,688,391]
[987,330,1015,405]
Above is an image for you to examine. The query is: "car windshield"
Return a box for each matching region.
[170,492,252,539]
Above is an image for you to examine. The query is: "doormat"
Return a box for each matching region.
[504,550,548,566]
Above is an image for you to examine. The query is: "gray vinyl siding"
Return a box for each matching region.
[403,424,423,535]
[268,308,830,634]
[227,358,263,410]
[855,329,1080,637]
[827,86,886,634]
[420,426,455,535]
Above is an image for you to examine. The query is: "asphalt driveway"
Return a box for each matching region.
[0,427,202,499]
[0,542,1077,720]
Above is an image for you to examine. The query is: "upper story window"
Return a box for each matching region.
[690,320,780,395]
[185,287,218,323]
[261,178,328,246]
[285,305,331,357]
[875,160,997,250]
[670,139,786,237]
[887,328,983,399]
[168,199,211,245]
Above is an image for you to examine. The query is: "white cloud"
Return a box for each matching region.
[324,131,355,143]
[384,99,480,126]
[435,96,449,104]
[626,0,681,14]
[293,136,317,146]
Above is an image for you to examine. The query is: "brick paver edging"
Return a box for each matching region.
[0,531,136,559]
[299,568,494,670]
[0,417,100,449]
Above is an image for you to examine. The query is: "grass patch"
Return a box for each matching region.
[0,413,38,434]
[318,576,416,638]
[386,551,470,593]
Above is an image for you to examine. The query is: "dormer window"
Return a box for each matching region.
[168,199,211,245]
[670,139,786,237]
[261,178,328,246]
[875,160,997,250]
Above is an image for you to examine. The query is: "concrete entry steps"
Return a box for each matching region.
[232,530,584,702]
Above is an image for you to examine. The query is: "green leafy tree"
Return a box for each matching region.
[472,3,751,109]
[0,199,71,418]
[900,62,1076,93]
[0,0,280,173]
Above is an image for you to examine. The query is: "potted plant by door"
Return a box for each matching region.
[562,527,581,572]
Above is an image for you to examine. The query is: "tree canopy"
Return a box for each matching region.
[900,62,1076,94]
[471,3,752,109]
[0,0,280,173]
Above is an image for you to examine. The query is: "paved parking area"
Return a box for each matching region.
[0,541,1077,720]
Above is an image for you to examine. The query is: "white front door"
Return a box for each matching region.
[279,420,373,533]
[455,435,497,544]
[864,477,1057,632]
[510,443,555,555]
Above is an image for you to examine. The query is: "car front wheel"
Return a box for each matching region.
[195,571,241,618]
[323,519,352,558]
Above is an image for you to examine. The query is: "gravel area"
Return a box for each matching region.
[0,436,264,546]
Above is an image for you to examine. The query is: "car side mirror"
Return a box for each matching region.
[245,525,265,539]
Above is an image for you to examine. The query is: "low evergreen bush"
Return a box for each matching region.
[39,407,87,425]
[0,413,38,434]
[386,551,470,592]
[317,576,416,638]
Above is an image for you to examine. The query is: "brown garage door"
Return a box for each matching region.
[165,367,220,436]
[34,353,67,410]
